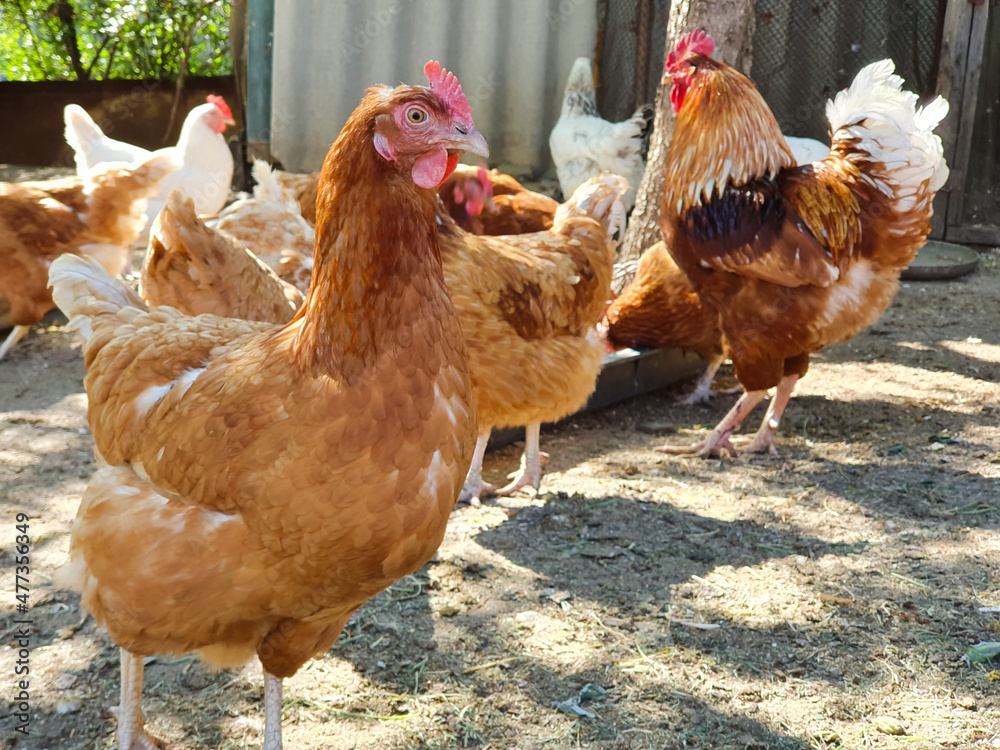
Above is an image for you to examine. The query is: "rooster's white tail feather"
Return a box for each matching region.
[826,59,948,214]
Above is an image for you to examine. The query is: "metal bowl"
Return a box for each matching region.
[901,240,980,281]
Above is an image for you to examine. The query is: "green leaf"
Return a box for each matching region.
[963,641,1000,664]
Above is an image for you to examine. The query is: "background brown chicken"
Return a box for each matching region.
[440,173,627,501]
[0,154,178,359]
[601,240,727,404]
[49,62,487,750]
[206,161,316,293]
[269,166,321,225]
[439,163,558,235]
[658,31,949,457]
[142,188,303,322]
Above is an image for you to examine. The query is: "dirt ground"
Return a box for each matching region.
[1,240,999,749]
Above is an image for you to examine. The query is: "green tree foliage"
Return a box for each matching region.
[0,0,232,81]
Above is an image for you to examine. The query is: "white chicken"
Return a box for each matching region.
[549,57,649,211]
[63,96,236,232]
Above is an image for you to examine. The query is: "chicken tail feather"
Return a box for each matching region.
[554,173,630,241]
[49,255,148,346]
[826,59,949,205]
[63,104,105,172]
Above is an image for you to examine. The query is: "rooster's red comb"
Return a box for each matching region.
[207,95,232,119]
[666,29,715,72]
[424,60,473,126]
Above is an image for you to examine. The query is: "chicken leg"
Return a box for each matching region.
[678,353,742,405]
[116,650,173,749]
[656,389,768,458]
[458,433,497,506]
[263,669,283,750]
[495,422,544,496]
[733,374,799,455]
[0,324,30,361]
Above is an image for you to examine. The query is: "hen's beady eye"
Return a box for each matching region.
[407,107,428,124]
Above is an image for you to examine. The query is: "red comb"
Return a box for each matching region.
[424,60,473,126]
[676,29,715,60]
[207,95,232,119]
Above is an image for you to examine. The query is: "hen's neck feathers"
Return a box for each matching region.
[664,60,795,215]
[291,100,449,380]
[175,104,222,156]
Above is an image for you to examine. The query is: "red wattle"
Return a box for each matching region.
[443,153,460,182]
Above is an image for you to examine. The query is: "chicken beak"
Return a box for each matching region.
[449,126,489,159]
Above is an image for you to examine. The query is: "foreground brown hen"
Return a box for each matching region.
[658,31,949,457]
[0,155,177,359]
[49,62,487,750]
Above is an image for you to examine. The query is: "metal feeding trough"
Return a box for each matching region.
[901,240,980,281]
[488,346,705,449]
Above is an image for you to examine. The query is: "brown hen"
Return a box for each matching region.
[0,154,178,359]
[602,241,727,404]
[49,62,486,750]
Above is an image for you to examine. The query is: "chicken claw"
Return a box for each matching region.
[675,354,742,405]
[494,423,546,496]
[457,433,496,507]
[656,436,737,458]
[656,389,768,458]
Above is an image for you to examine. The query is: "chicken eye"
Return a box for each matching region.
[407,107,428,124]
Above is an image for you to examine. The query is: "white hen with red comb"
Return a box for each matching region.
[64,97,236,234]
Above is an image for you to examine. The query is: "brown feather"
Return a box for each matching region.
[603,241,722,362]
[0,156,175,328]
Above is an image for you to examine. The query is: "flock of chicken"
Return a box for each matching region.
[1,31,949,750]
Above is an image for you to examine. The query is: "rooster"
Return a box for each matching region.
[64,96,236,229]
[0,154,178,359]
[549,57,650,211]
[657,30,948,457]
[49,62,486,750]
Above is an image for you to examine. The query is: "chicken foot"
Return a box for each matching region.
[732,375,799,455]
[0,324,30,361]
[657,389,768,458]
[495,422,545,496]
[115,650,174,750]
[677,353,741,405]
[458,433,497,507]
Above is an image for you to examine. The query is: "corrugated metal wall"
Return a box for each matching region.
[271,0,598,173]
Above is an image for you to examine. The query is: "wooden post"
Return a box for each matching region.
[617,0,756,287]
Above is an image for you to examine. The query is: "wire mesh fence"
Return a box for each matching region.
[596,0,946,138]
[961,2,999,229]
[750,0,947,141]
[595,0,670,121]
